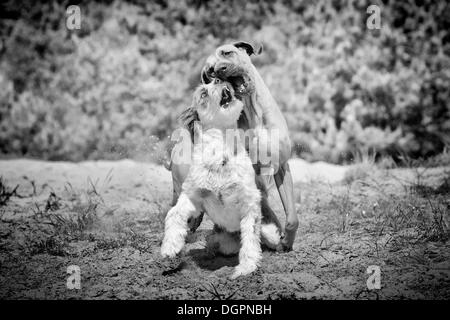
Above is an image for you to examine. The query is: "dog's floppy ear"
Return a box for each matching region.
[233,41,263,56]
[178,106,199,142]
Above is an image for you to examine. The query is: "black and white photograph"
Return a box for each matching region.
[0,0,449,303]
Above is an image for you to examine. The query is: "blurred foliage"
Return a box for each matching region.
[0,0,449,163]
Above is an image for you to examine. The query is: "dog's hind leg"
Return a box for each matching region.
[259,189,283,251]
[261,223,282,251]
[161,193,200,258]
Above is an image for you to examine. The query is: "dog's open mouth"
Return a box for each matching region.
[213,66,252,98]
[224,74,253,98]
[220,87,233,108]
[228,76,246,94]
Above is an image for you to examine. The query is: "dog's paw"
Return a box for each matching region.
[230,264,257,280]
[280,219,298,251]
[160,241,181,258]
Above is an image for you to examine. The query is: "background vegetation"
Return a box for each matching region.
[0,0,449,163]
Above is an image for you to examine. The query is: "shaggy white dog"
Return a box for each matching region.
[161,79,280,279]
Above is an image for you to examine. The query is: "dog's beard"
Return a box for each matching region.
[199,98,243,129]
[217,99,243,127]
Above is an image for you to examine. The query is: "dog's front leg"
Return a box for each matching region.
[231,204,262,279]
[161,193,199,258]
[274,162,298,251]
[170,136,204,233]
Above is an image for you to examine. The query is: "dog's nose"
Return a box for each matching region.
[214,63,229,76]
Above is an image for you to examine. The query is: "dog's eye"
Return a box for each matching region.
[214,78,221,84]
[222,51,233,57]
[200,91,207,99]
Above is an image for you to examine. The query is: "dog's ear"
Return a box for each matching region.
[233,41,263,56]
[178,106,199,142]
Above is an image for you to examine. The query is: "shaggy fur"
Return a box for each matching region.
[161,80,280,278]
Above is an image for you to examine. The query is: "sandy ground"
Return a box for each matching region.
[0,158,449,299]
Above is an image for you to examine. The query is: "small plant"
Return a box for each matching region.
[420,146,450,168]
[423,197,449,242]
[31,237,67,256]
[45,192,61,212]
[31,182,103,245]
[330,186,353,233]
[377,155,397,169]
[0,177,18,207]
[53,190,102,237]
[200,283,240,300]
[343,149,377,185]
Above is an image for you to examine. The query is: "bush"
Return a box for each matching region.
[0,0,449,163]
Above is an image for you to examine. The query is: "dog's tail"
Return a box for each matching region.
[261,223,282,250]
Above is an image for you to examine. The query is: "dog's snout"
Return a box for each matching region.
[214,63,229,76]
